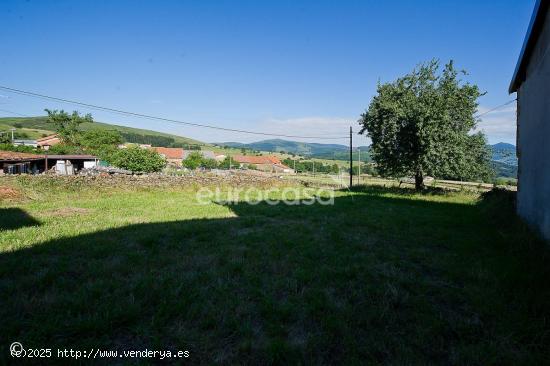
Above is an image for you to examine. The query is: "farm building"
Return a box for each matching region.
[232,155,293,173]
[152,147,184,165]
[45,155,99,174]
[509,0,550,240]
[0,151,98,175]
[36,134,61,150]
[13,139,38,148]
[0,151,45,174]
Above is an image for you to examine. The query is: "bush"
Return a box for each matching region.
[494,177,518,186]
[217,157,233,170]
[182,152,217,170]
[107,147,166,172]
[0,143,37,153]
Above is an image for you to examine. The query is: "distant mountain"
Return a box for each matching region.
[490,142,517,167]
[219,139,518,178]
[492,142,515,151]
[217,139,371,161]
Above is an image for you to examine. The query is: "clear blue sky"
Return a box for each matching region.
[0,0,535,145]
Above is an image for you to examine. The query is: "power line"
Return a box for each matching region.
[475,99,516,119]
[0,108,30,117]
[0,85,348,140]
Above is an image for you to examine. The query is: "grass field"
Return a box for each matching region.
[0,177,549,364]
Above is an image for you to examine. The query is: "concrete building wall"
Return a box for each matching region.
[517,6,550,240]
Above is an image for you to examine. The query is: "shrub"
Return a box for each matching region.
[108,147,166,172]
[182,152,217,170]
[0,143,37,153]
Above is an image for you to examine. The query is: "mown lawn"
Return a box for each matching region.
[0,178,549,364]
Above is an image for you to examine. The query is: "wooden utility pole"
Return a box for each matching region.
[358,148,361,185]
[349,126,353,188]
[312,160,315,177]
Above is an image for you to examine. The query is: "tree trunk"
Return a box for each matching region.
[415,170,424,191]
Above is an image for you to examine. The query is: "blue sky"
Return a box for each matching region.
[0,0,535,145]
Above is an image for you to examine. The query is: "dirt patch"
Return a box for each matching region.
[0,186,21,201]
[44,207,92,217]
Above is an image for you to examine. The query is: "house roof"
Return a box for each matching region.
[232,155,283,165]
[509,0,550,92]
[36,134,59,142]
[13,140,37,144]
[0,150,45,161]
[36,134,61,146]
[151,147,184,159]
[182,150,217,160]
[46,155,98,160]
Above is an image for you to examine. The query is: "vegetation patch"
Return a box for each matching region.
[0,181,548,364]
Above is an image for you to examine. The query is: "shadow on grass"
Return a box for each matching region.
[0,188,548,364]
[0,208,40,231]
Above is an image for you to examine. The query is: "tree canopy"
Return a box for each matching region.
[359,60,493,189]
[182,152,217,169]
[45,109,93,145]
[80,129,123,149]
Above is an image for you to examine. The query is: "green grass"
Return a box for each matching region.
[0,179,549,364]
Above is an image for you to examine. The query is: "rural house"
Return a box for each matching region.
[151,147,184,165]
[232,155,293,173]
[36,134,61,150]
[509,0,550,239]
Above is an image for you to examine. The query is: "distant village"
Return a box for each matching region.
[0,133,294,175]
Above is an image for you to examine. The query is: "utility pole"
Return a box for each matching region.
[10,128,16,141]
[293,159,296,173]
[312,160,315,177]
[358,148,361,185]
[229,155,232,170]
[349,126,353,188]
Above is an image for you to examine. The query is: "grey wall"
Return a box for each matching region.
[517,7,550,240]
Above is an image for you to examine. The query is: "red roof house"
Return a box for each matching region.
[36,134,61,150]
[151,147,184,164]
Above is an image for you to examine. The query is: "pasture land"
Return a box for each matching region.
[0,176,548,364]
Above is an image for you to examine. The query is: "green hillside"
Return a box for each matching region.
[0,116,203,147]
[219,139,371,162]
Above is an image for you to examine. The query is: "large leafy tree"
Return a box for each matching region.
[359,60,493,190]
[45,109,93,145]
